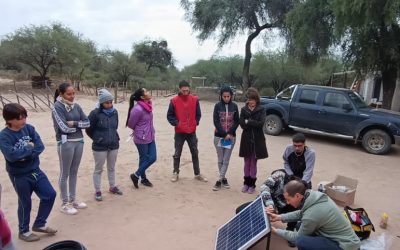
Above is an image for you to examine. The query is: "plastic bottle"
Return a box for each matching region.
[318,183,325,193]
[380,212,388,229]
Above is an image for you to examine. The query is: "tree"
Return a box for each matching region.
[133,40,173,72]
[181,0,293,90]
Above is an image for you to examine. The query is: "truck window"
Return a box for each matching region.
[298,89,319,104]
[348,92,367,108]
[277,85,295,100]
[323,92,350,108]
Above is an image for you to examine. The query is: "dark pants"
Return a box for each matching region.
[135,141,157,179]
[173,133,200,175]
[9,170,56,234]
[296,235,342,250]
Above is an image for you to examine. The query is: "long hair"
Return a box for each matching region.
[125,88,145,127]
[54,83,72,103]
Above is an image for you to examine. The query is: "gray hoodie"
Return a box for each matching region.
[277,190,360,250]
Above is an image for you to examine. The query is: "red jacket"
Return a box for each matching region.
[0,209,11,248]
[169,94,200,134]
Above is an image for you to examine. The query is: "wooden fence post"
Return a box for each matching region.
[114,83,118,103]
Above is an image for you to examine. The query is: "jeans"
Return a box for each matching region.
[57,141,84,204]
[244,154,257,178]
[93,149,119,191]
[135,141,157,179]
[9,170,56,234]
[296,235,342,250]
[173,133,200,175]
[213,136,236,180]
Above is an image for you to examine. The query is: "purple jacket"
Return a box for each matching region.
[127,104,155,144]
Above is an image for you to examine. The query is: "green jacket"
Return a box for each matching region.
[276,190,360,250]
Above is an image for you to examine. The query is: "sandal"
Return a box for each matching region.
[32,226,58,234]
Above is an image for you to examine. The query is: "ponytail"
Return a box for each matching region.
[125,88,145,127]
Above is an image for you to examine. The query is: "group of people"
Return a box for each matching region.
[0,80,361,250]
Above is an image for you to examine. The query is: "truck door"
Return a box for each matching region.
[290,89,321,129]
[316,92,360,135]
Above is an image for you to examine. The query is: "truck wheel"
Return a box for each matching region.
[264,114,283,135]
[362,129,391,155]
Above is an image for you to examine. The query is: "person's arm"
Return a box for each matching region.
[0,133,34,162]
[196,99,201,125]
[277,214,319,243]
[167,100,178,126]
[52,105,77,133]
[239,107,248,129]
[85,110,97,139]
[213,103,227,137]
[283,146,294,175]
[29,126,44,158]
[302,148,315,183]
[75,105,90,129]
[127,107,140,130]
[246,107,266,128]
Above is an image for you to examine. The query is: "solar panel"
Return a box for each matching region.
[215,196,270,250]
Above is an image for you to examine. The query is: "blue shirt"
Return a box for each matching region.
[0,124,44,176]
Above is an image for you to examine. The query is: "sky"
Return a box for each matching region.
[0,0,279,69]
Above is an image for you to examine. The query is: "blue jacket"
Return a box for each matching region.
[0,124,44,176]
[86,108,120,151]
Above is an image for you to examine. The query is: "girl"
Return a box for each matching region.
[239,87,268,194]
[126,88,157,188]
[86,89,122,201]
[52,83,90,215]
[212,86,239,191]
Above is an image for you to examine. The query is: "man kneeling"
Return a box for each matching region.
[267,180,360,250]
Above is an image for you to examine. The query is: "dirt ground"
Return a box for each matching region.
[0,93,399,250]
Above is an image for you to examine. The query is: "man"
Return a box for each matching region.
[267,180,361,250]
[167,80,207,182]
[283,133,315,189]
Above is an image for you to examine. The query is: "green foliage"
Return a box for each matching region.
[133,40,173,72]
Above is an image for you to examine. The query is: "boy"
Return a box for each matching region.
[0,103,57,242]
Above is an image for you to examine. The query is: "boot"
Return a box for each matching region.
[242,176,250,193]
[247,178,257,194]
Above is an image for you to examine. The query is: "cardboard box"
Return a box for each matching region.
[325,175,358,207]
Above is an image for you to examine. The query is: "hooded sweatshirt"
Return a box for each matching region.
[277,190,360,250]
[213,95,239,138]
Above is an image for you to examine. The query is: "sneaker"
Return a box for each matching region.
[194,174,208,182]
[109,186,123,195]
[72,201,87,209]
[170,172,179,182]
[241,185,249,193]
[213,181,222,191]
[130,173,139,188]
[60,203,78,215]
[19,232,40,242]
[141,179,153,187]
[287,241,296,248]
[247,187,255,194]
[95,191,103,201]
[221,178,230,189]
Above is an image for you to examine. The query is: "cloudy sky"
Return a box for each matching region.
[0,0,279,69]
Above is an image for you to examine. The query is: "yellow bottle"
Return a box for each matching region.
[379,212,388,229]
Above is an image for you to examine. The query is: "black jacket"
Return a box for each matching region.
[213,100,239,137]
[86,108,120,151]
[239,105,268,159]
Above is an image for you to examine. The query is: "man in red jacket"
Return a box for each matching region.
[167,80,207,183]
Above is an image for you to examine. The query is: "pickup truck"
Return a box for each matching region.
[261,84,400,154]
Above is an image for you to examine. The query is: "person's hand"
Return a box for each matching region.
[27,142,34,147]
[265,205,275,214]
[267,211,281,222]
[225,134,232,140]
[67,121,75,127]
[271,226,277,234]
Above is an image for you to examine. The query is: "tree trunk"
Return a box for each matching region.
[381,67,397,109]
[391,69,400,111]
[243,30,262,90]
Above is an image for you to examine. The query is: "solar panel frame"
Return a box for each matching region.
[215,196,270,250]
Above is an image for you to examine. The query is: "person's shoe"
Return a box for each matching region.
[72,201,87,209]
[32,226,57,235]
[109,186,123,195]
[141,179,153,187]
[194,174,208,182]
[170,172,179,182]
[130,173,139,188]
[19,232,40,242]
[213,180,222,191]
[60,203,78,215]
[95,191,103,201]
[221,178,230,189]
[247,187,255,194]
[241,185,249,193]
[287,241,296,248]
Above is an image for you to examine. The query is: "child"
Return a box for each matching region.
[126,88,157,188]
[212,86,239,191]
[86,89,122,201]
[238,87,268,194]
[52,83,90,215]
[0,103,57,242]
